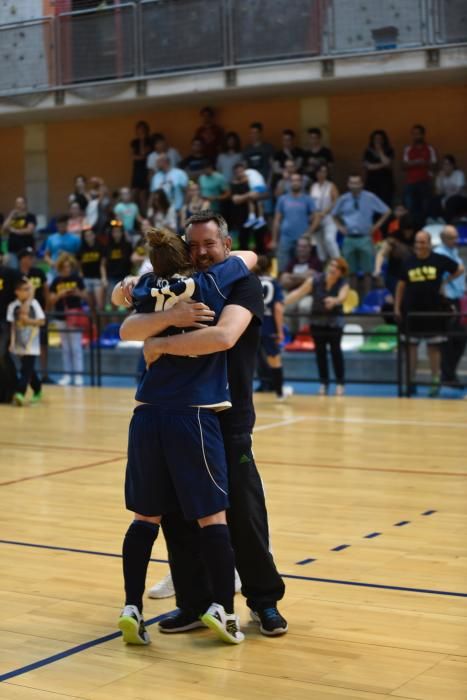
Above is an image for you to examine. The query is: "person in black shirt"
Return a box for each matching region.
[116,212,287,637]
[303,127,334,181]
[179,138,210,181]
[395,230,464,396]
[272,129,305,190]
[363,130,395,206]
[78,228,107,311]
[242,122,275,183]
[130,121,152,212]
[105,221,133,307]
[3,197,37,268]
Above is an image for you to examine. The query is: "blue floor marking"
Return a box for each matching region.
[421,510,437,516]
[296,558,316,565]
[364,532,382,538]
[0,539,168,564]
[281,573,467,597]
[394,521,410,526]
[0,610,176,683]
[331,544,351,551]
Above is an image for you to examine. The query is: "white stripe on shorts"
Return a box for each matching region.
[197,407,228,496]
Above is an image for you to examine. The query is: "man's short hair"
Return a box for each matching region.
[283,129,295,138]
[18,247,35,260]
[185,210,229,240]
[15,275,30,290]
[307,127,322,137]
[413,124,426,134]
[250,122,263,131]
[201,106,214,117]
[56,214,70,224]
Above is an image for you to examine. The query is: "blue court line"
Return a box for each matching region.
[0,610,175,683]
[281,573,467,598]
[0,539,168,564]
[364,532,382,539]
[331,544,350,552]
[296,558,316,565]
[394,521,411,526]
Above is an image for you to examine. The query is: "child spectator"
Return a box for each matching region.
[114,187,142,238]
[7,276,45,405]
[78,227,107,312]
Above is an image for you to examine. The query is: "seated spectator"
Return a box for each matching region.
[67,201,89,236]
[363,130,395,206]
[194,106,225,163]
[146,189,177,231]
[179,138,210,181]
[49,253,89,387]
[272,173,318,272]
[285,257,350,396]
[149,155,188,219]
[86,177,111,235]
[373,225,414,297]
[332,174,391,296]
[303,127,334,181]
[387,204,411,239]
[146,133,181,178]
[199,163,230,213]
[130,121,152,211]
[3,197,37,268]
[435,155,466,212]
[114,187,142,238]
[310,163,340,261]
[216,131,243,184]
[243,122,275,183]
[402,124,437,230]
[394,230,464,396]
[280,236,322,336]
[77,227,107,312]
[44,215,80,269]
[69,175,90,212]
[179,182,209,231]
[105,221,133,307]
[273,129,305,185]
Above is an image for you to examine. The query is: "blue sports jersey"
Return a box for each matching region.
[259,275,284,337]
[133,256,249,408]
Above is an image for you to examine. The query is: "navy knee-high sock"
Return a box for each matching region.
[122,520,159,613]
[199,523,235,614]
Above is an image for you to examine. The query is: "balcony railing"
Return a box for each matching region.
[0,0,466,97]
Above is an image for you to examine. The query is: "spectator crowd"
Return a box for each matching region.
[0,108,466,400]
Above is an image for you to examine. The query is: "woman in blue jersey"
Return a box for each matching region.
[119,224,256,647]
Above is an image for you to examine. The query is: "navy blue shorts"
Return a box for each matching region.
[261,333,280,358]
[125,404,229,520]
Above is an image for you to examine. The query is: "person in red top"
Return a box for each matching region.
[194,107,225,164]
[402,124,437,230]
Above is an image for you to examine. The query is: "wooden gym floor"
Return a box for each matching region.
[0,387,466,699]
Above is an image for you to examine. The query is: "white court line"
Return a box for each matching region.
[254,417,307,432]
[256,413,467,430]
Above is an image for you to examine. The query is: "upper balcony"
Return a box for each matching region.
[0,0,466,110]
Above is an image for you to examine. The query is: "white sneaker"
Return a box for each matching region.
[252,215,266,229]
[147,572,175,599]
[201,603,244,644]
[243,213,256,228]
[74,375,84,386]
[118,604,150,645]
[277,385,294,402]
[58,375,71,386]
[234,569,241,594]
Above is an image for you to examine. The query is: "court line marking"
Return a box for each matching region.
[1,539,465,599]
[254,416,307,432]
[0,456,122,487]
[257,413,467,430]
[0,610,175,683]
[0,539,168,564]
[0,440,122,455]
[261,459,467,478]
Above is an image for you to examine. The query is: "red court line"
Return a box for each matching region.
[0,456,122,487]
[0,440,122,456]
[261,460,467,478]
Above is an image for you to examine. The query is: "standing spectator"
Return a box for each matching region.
[216,132,243,184]
[195,106,225,163]
[285,258,350,395]
[435,155,466,215]
[243,122,275,183]
[394,230,464,396]
[275,159,307,198]
[280,236,322,337]
[86,177,111,235]
[256,256,292,400]
[434,225,466,388]
[363,130,395,206]
[150,155,189,219]
[179,139,210,181]
[67,202,89,236]
[332,174,391,296]
[273,129,305,183]
[7,276,45,406]
[303,127,334,181]
[179,182,209,231]
[18,247,51,383]
[105,221,133,307]
[0,251,21,403]
[403,124,437,229]
[49,253,88,387]
[68,175,89,212]
[199,163,230,214]
[114,187,142,238]
[3,197,37,268]
[146,189,177,231]
[227,162,251,244]
[44,215,81,268]
[78,228,107,312]
[130,121,152,212]
[373,218,414,296]
[310,163,340,262]
[272,173,318,272]
[146,133,181,178]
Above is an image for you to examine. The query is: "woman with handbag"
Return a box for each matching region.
[49,253,89,386]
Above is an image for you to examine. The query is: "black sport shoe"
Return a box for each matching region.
[158,609,205,634]
[250,607,288,636]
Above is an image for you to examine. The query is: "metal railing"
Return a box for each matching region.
[0,0,466,97]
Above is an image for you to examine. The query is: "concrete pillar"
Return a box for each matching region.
[24,124,48,222]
